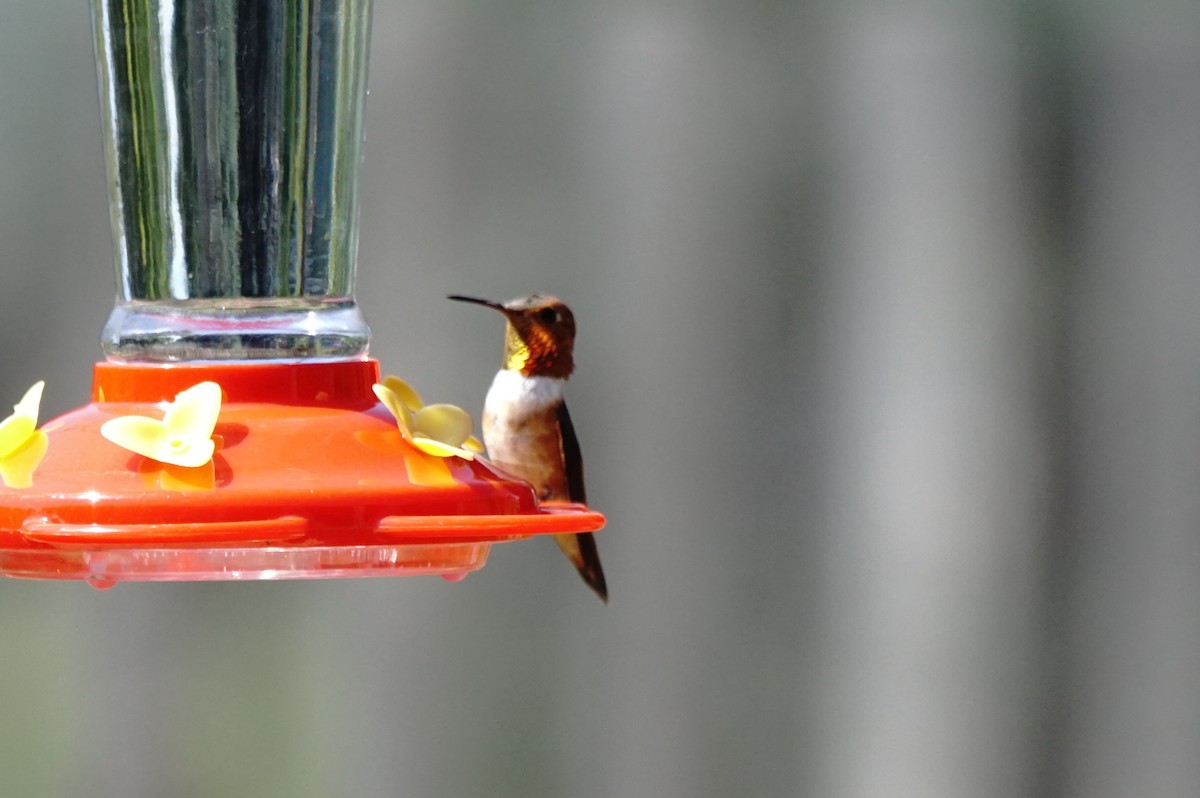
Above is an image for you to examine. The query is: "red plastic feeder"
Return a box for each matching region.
[0,361,603,586]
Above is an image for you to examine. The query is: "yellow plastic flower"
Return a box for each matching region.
[0,381,48,488]
[101,381,221,468]
[372,376,483,460]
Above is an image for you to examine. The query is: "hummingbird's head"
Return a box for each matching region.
[449,293,577,379]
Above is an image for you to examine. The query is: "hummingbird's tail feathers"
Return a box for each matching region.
[554,531,608,603]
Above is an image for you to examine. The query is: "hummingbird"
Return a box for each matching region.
[449,293,608,602]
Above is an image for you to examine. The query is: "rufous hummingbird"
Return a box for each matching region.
[449,293,608,602]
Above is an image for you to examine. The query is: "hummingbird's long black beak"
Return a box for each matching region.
[447,294,507,312]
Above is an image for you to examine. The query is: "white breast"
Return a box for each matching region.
[481,370,569,499]
[483,370,565,417]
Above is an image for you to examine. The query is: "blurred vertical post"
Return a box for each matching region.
[815,5,1043,796]
[1064,9,1200,796]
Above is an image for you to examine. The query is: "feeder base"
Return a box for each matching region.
[0,360,605,585]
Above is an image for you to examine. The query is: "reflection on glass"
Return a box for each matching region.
[91,0,373,361]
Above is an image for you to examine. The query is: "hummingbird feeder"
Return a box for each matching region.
[0,0,604,587]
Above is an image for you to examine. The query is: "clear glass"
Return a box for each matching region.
[91,0,373,361]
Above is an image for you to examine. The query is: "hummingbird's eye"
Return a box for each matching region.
[536,308,560,325]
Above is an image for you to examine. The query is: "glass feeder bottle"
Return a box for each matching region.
[93,0,373,362]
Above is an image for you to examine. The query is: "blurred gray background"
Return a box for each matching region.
[1,1,1198,796]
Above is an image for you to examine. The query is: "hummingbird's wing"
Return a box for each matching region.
[555,401,586,504]
[554,401,607,602]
